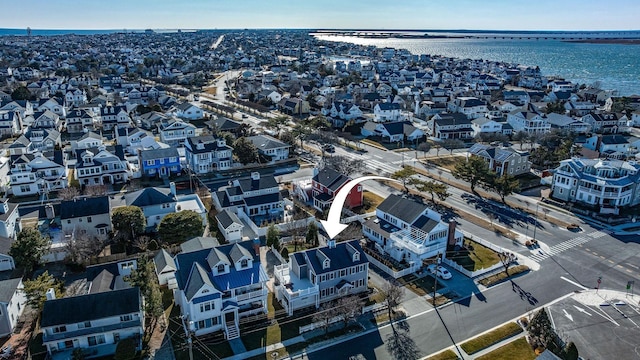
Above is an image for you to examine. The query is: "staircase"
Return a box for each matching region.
[225,321,240,339]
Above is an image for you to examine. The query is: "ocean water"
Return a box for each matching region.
[315,34,640,96]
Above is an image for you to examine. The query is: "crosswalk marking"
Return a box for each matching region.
[528,229,611,262]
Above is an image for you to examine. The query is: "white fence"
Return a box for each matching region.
[442,231,510,278]
[271,245,286,264]
[366,253,419,279]
[299,303,388,334]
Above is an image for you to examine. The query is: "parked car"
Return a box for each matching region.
[427,264,452,280]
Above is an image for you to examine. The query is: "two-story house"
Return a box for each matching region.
[65,109,96,134]
[75,146,129,186]
[0,198,20,240]
[99,106,131,131]
[581,112,629,134]
[71,132,104,152]
[361,120,424,144]
[363,194,463,269]
[171,241,268,338]
[139,147,180,178]
[40,287,144,359]
[0,110,21,137]
[171,102,203,120]
[60,196,112,239]
[0,277,27,337]
[213,172,283,225]
[507,108,551,135]
[274,240,369,315]
[9,151,66,196]
[583,134,632,159]
[544,113,591,134]
[247,135,290,163]
[310,167,363,211]
[447,97,488,119]
[428,113,474,140]
[185,135,233,174]
[551,158,640,214]
[158,118,196,147]
[468,143,531,177]
[373,103,401,122]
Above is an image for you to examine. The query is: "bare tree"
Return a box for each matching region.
[335,295,363,329]
[312,302,337,335]
[381,280,405,322]
[58,187,80,201]
[65,231,107,265]
[322,155,365,176]
[83,184,108,197]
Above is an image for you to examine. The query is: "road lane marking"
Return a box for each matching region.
[560,276,588,290]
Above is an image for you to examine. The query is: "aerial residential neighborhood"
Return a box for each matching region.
[0,24,637,360]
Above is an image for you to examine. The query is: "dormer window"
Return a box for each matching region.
[353,252,360,262]
[323,259,330,269]
[240,259,248,268]
[217,264,225,273]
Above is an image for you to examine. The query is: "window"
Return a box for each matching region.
[120,314,133,322]
[113,333,120,342]
[146,160,154,166]
[240,259,248,268]
[200,301,214,312]
[53,326,67,333]
[340,269,346,277]
[87,334,106,346]
[169,157,177,162]
[67,220,71,224]
[217,264,225,273]
[87,216,92,223]
[78,321,91,329]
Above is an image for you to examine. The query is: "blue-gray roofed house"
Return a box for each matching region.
[139,147,180,178]
[171,240,268,337]
[274,240,369,315]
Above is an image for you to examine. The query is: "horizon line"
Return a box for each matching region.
[2,27,640,32]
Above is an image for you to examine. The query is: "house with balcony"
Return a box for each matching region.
[15,127,61,154]
[40,287,144,360]
[0,277,27,337]
[60,196,112,240]
[581,112,629,134]
[139,147,180,178]
[361,120,424,144]
[247,135,290,163]
[506,108,551,135]
[583,134,633,159]
[9,151,66,196]
[0,100,33,119]
[311,167,363,211]
[114,127,164,155]
[71,132,104,152]
[66,109,96,134]
[551,158,640,214]
[213,172,283,225]
[75,146,129,186]
[427,113,474,140]
[0,198,19,240]
[469,143,531,177]
[158,118,196,147]
[544,113,591,134]
[471,117,509,137]
[363,194,463,269]
[274,240,369,315]
[447,97,488,119]
[172,240,268,338]
[185,135,233,174]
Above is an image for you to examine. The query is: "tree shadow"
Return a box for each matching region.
[510,280,539,306]
[386,321,421,360]
[461,193,547,233]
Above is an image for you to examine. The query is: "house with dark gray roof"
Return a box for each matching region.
[40,287,144,359]
[469,143,531,177]
[247,134,290,162]
[0,277,26,337]
[154,249,177,287]
[60,196,112,239]
[139,147,180,178]
[310,167,363,211]
[273,240,369,315]
[185,135,233,173]
[363,194,463,272]
[170,240,268,337]
[428,112,474,140]
[216,209,244,243]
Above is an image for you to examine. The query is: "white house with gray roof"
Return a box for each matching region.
[247,135,290,163]
[363,194,463,267]
[273,240,369,315]
[185,135,233,173]
[551,158,640,214]
[158,118,196,146]
[216,209,244,243]
[171,102,203,120]
[0,277,26,337]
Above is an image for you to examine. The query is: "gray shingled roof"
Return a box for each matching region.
[376,194,426,224]
[0,278,21,303]
[229,243,253,264]
[185,263,214,301]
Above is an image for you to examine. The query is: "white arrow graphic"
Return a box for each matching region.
[563,309,574,322]
[320,175,399,239]
[573,305,592,316]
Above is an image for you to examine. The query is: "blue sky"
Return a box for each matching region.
[4,0,640,30]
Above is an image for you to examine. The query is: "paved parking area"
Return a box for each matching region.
[549,290,640,360]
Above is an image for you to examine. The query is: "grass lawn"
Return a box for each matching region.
[478,265,530,287]
[461,322,523,354]
[425,349,459,360]
[365,285,385,306]
[516,172,542,189]
[475,337,536,360]
[398,274,443,297]
[353,191,385,214]
[424,156,464,172]
[448,239,501,272]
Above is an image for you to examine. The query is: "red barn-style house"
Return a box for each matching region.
[311,167,363,211]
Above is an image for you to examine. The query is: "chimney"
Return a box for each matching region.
[45,288,56,301]
[327,240,336,249]
[0,199,8,215]
[312,167,319,177]
[253,238,260,256]
[251,172,260,181]
[170,182,176,197]
[45,203,55,219]
[447,220,457,247]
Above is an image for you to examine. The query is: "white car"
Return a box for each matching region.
[427,264,452,280]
